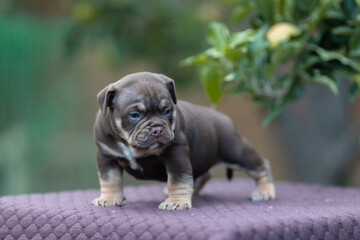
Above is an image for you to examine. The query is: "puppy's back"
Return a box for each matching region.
[177,100,234,135]
[176,101,236,177]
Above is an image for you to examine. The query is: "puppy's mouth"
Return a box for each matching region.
[132,138,165,151]
[148,142,160,150]
[132,126,173,152]
[132,142,161,150]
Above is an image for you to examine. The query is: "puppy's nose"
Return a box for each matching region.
[151,126,163,138]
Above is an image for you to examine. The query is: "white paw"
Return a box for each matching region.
[92,194,125,207]
[250,183,275,201]
[158,198,191,210]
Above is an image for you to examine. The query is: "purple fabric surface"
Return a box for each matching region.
[1,179,360,240]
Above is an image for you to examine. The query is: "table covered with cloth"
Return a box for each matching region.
[1,179,360,240]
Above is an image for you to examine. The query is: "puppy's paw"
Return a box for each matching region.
[250,182,275,201]
[158,198,192,210]
[92,194,126,207]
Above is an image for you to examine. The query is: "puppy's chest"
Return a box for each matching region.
[124,156,168,181]
[97,140,167,181]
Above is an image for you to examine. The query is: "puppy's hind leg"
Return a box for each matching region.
[247,158,275,201]
[193,172,211,195]
[220,134,275,201]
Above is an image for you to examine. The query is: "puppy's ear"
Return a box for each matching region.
[97,85,117,116]
[157,74,177,104]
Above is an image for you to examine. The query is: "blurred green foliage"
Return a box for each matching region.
[65,0,227,85]
[182,0,360,125]
[0,14,81,194]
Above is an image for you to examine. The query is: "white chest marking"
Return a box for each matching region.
[98,142,124,158]
[98,141,140,170]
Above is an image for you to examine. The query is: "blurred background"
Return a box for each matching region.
[0,0,359,196]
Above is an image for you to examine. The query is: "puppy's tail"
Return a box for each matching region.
[226,168,233,181]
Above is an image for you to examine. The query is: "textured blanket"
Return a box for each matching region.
[1,179,360,240]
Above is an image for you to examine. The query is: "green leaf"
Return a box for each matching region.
[301,69,339,95]
[297,56,321,71]
[262,102,286,126]
[200,66,223,103]
[224,72,237,82]
[306,0,342,31]
[224,48,246,63]
[250,26,269,53]
[229,29,255,49]
[325,8,345,20]
[311,73,339,95]
[308,44,360,73]
[349,28,360,57]
[332,26,353,35]
[271,41,303,64]
[180,53,207,66]
[204,48,223,58]
[206,22,230,48]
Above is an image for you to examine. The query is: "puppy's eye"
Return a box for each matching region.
[163,107,172,117]
[128,111,142,121]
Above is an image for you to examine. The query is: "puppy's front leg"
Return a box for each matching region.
[159,143,194,210]
[92,151,125,207]
[159,175,193,210]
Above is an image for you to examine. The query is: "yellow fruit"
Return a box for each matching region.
[266,23,300,48]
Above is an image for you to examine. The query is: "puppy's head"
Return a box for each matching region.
[97,72,177,156]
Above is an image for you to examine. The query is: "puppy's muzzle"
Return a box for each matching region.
[134,122,172,149]
[151,126,164,138]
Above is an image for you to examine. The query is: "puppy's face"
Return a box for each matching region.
[97,72,177,157]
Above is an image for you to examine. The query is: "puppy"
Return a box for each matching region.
[92,72,275,210]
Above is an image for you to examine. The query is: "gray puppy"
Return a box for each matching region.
[93,72,275,210]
